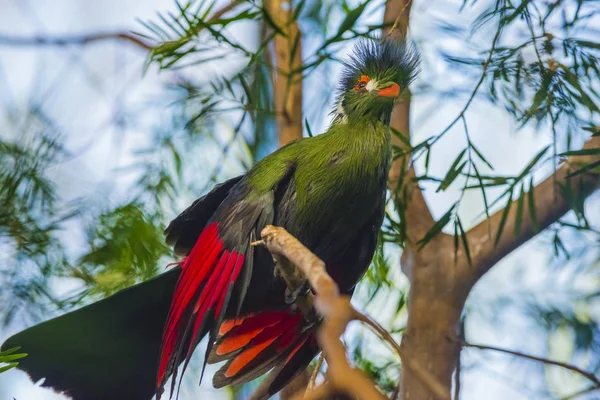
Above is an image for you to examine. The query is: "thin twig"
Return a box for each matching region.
[386,0,412,38]
[307,354,324,392]
[0,32,153,50]
[561,384,600,400]
[0,0,244,51]
[463,341,600,387]
[429,10,504,146]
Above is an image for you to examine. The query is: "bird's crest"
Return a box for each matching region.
[333,38,420,124]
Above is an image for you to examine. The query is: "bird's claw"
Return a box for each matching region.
[284,281,311,305]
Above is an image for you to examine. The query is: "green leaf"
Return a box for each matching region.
[289,31,302,68]
[504,0,532,24]
[471,142,494,170]
[436,149,467,192]
[293,0,306,21]
[325,0,370,45]
[559,148,600,157]
[418,204,456,250]
[494,189,513,246]
[566,160,600,178]
[424,146,431,174]
[305,118,314,137]
[582,126,600,137]
[527,177,538,232]
[517,146,550,180]
[575,40,600,50]
[437,161,468,192]
[472,163,490,222]
[0,353,27,363]
[552,232,570,258]
[0,346,26,375]
[390,127,412,148]
[336,1,369,36]
[457,217,472,266]
[261,6,286,37]
[514,184,525,236]
[0,346,21,356]
[453,218,459,259]
[0,362,19,374]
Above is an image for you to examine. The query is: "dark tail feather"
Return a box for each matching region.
[1,268,180,400]
[207,311,319,398]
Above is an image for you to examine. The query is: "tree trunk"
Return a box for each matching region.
[399,235,470,399]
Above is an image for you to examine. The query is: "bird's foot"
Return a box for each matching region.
[284,281,312,306]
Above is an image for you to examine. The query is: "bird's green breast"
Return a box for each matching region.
[247,119,391,257]
[293,121,390,246]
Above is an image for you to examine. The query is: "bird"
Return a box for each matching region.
[1,38,419,400]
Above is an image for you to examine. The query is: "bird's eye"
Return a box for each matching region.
[355,75,370,92]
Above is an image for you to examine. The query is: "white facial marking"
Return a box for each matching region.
[366,79,377,92]
[335,102,348,124]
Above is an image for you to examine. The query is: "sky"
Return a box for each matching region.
[0,0,598,399]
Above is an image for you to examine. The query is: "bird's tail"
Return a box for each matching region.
[208,311,319,400]
[157,219,320,400]
[1,268,180,400]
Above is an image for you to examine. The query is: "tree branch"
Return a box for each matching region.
[462,341,600,387]
[266,0,304,146]
[467,136,600,284]
[308,354,324,392]
[0,0,245,52]
[255,226,451,400]
[0,32,153,50]
[257,225,385,400]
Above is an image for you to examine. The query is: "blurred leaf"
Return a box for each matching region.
[560,148,600,157]
[494,189,513,246]
[582,126,600,137]
[514,184,525,236]
[527,176,538,232]
[437,149,467,192]
[471,142,494,170]
[0,346,26,375]
[323,0,370,46]
[566,160,600,178]
[504,0,532,24]
[418,204,456,250]
[305,118,314,137]
[79,203,171,296]
[261,6,286,37]
[456,217,472,266]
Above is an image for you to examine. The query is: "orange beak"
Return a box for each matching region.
[377,83,400,98]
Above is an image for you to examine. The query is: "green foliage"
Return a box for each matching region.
[77,203,171,297]
[0,346,27,375]
[353,343,400,395]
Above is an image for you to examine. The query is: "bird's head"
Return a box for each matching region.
[333,39,419,124]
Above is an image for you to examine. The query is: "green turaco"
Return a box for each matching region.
[2,38,419,400]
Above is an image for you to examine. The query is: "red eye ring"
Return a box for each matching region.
[355,75,370,91]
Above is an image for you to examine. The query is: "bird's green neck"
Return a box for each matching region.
[332,100,395,126]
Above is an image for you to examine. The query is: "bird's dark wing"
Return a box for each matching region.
[158,166,299,394]
[331,199,385,293]
[164,175,244,256]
